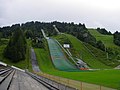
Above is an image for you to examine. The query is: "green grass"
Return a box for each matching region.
[34,48,56,72]
[34,39,56,72]
[89,29,120,49]
[47,69,120,89]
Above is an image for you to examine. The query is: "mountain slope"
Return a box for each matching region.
[89,29,119,49]
[88,29,120,66]
[55,34,111,69]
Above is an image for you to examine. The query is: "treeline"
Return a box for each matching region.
[0,21,106,51]
[1,21,120,62]
[96,28,112,35]
[114,31,120,46]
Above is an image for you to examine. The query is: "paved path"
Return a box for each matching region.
[31,48,40,72]
[9,70,49,90]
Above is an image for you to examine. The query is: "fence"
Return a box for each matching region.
[34,72,116,90]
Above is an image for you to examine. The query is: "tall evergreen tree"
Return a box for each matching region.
[4,27,26,62]
[114,31,120,46]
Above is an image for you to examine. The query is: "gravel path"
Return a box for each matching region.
[31,48,40,72]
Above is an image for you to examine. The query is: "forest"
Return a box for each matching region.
[0,21,120,62]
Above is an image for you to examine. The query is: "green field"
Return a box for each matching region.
[48,69,120,89]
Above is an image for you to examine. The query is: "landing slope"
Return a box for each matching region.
[47,38,78,71]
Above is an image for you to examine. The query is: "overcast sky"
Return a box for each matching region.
[0,0,120,32]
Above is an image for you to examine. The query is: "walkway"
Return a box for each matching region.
[31,48,40,72]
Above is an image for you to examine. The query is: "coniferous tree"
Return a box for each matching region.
[114,31,120,46]
[4,27,26,62]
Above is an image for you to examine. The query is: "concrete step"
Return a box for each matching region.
[9,70,49,90]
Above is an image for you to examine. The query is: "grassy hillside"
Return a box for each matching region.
[34,48,56,72]
[89,29,120,49]
[89,29,120,66]
[54,34,111,69]
[83,43,120,67]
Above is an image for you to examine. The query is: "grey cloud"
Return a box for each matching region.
[0,0,120,32]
